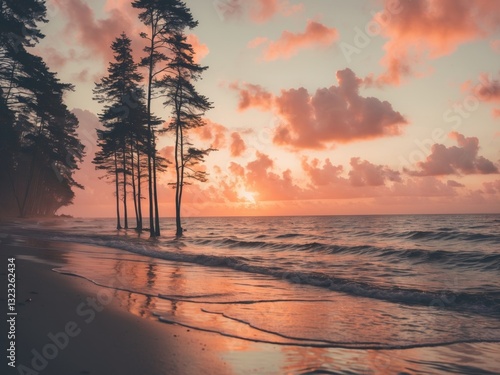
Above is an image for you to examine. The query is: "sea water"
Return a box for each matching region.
[3,214,500,373]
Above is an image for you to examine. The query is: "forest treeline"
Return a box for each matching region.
[0,0,84,217]
[0,0,213,237]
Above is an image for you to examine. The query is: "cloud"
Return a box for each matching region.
[301,158,344,186]
[243,152,303,200]
[372,0,500,85]
[252,20,338,60]
[230,132,246,157]
[186,34,209,63]
[233,69,408,148]
[472,73,500,103]
[229,82,274,111]
[247,36,268,49]
[406,132,499,176]
[229,162,245,177]
[348,157,401,186]
[466,72,500,118]
[299,157,458,200]
[191,120,227,149]
[483,179,500,194]
[35,46,68,69]
[214,0,302,23]
[491,40,500,53]
[51,0,141,63]
[158,146,174,162]
[232,68,407,148]
[447,180,465,188]
[390,176,459,197]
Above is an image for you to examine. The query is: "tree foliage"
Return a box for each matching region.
[0,0,84,217]
[93,33,152,230]
[159,32,214,236]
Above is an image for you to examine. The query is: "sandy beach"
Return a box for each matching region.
[2,232,500,375]
[1,243,238,375]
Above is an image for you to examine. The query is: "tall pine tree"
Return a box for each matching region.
[93,33,150,230]
[159,32,213,236]
[132,0,197,237]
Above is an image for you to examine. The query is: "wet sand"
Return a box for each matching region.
[1,243,234,375]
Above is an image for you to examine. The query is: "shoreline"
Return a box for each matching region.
[1,235,500,375]
[1,243,234,375]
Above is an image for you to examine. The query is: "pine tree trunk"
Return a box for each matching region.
[136,142,143,231]
[146,17,156,237]
[178,123,185,235]
[114,150,122,229]
[152,129,160,236]
[130,142,139,229]
[122,145,128,229]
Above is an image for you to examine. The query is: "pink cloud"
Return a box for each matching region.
[255,20,338,60]
[232,69,407,148]
[472,73,500,103]
[215,0,302,23]
[483,179,500,194]
[447,180,465,188]
[299,157,459,200]
[51,0,141,63]
[35,46,68,69]
[233,68,407,148]
[158,146,174,162]
[372,0,500,85]
[247,36,268,49]
[229,162,245,177]
[248,153,302,200]
[467,72,500,118]
[406,132,499,176]
[186,34,209,63]
[191,120,227,149]
[390,176,459,197]
[230,132,246,157]
[229,82,274,111]
[301,158,344,186]
[348,158,401,187]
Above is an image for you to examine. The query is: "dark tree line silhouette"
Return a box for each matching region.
[0,0,84,217]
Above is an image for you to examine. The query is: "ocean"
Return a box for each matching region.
[3,214,500,374]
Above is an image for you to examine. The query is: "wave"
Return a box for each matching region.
[191,236,500,271]
[43,234,500,318]
[400,230,499,243]
[4,221,500,318]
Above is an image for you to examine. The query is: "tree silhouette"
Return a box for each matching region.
[93,33,151,230]
[0,1,84,217]
[159,32,214,236]
[132,0,197,237]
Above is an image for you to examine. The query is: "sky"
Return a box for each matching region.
[34,0,500,217]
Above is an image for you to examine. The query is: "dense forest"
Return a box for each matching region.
[0,0,213,237]
[0,0,84,217]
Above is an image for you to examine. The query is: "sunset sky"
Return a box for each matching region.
[35,0,500,217]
